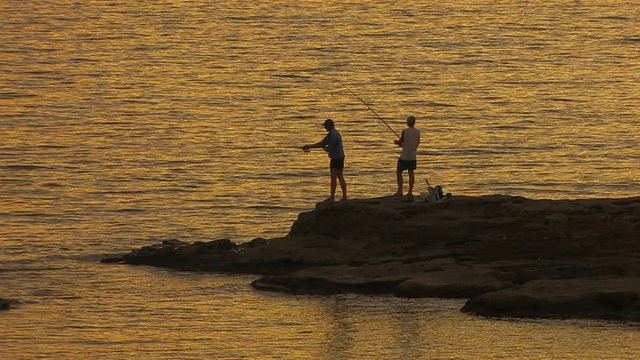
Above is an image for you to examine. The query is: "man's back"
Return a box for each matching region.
[324,129,344,159]
[400,127,420,160]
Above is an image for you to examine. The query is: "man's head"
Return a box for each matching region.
[322,119,335,131]
[407,116,416,127]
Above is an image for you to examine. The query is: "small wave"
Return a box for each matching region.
[423,101,457,108]
[93,188,199,195]
[599,16,629,21]
[69,57,99,63]
[0,92,37,99]
[497,80,561,86]
[41,182,64,187]
[35,144,71,149]
[491,125,529,130]
[131,45,172,51]
[422,148,513,156]
[544,97,586,103]
[273,73,312,80]
[1,211,56,218]
[0,265,65,273]
[119,99,159,105]
[1,164,54,171]
[22,70,58,75]
[247,205,300,211]
[112,208,146,213]
[450,59,497,66]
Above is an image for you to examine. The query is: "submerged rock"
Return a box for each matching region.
[102,195,640,322]
[461,277,640,321]
[0,298,9,310]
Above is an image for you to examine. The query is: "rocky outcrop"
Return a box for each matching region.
[461,277,640,321]
[102,195,640,322]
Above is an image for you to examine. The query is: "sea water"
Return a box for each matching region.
[1,1,639,358]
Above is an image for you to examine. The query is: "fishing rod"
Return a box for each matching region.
[338,82,401,139]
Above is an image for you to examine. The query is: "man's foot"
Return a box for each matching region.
[316,197,335,207]
[393,191,403,196]
[339,197,347,202]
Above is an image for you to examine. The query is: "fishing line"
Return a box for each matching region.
[335,81,400,139]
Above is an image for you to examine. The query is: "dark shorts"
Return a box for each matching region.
[397,159,416,171]
[330,157,345,170]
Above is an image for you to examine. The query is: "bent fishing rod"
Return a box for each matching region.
[338,82,401,139]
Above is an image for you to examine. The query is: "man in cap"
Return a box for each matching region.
[302,119,347,203]
[394,115,421,198]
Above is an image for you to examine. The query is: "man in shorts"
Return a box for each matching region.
[394,116,421,198]
[302,119,347,203]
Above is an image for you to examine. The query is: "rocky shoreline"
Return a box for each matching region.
[102,195,640,322]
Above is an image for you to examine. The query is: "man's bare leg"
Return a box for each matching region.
[394,169,403,196]
[407,169,415,196]
[328,168,338,202]
[336,169,347,200]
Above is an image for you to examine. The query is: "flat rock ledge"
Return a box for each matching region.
[102,195,640,322]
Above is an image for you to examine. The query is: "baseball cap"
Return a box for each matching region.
[322,119,334,127]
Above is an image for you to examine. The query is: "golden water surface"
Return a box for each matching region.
[1,1,639,359]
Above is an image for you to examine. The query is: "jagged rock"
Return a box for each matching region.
[251,264,406,295]
[393,268,515,298]
[239,237,270,249]
[162,239,188,246]
[117,238,239,270]
[102,195,640,321]
[100,256,123,263]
